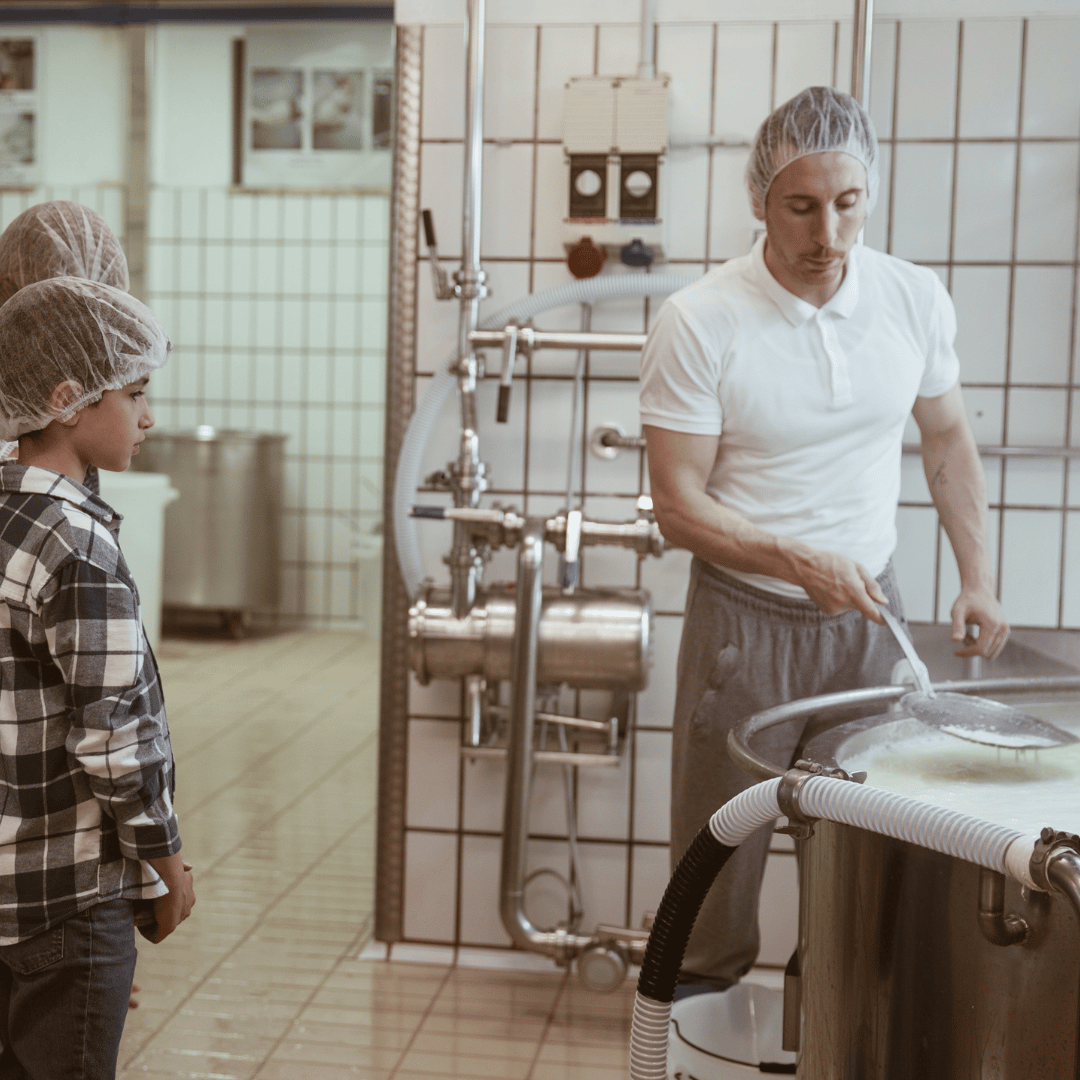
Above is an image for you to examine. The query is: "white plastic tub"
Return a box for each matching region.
[97,471,179,652]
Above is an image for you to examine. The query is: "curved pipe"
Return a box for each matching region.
[977,867,1029,947]
[393,272,699,600]
[631,771,1042,1080]
[497,518,592,959]
[1048,849,1080,927]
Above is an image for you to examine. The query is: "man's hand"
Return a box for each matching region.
[951,585,1009,659]
[145,854,195,944]
[791,548,888,621]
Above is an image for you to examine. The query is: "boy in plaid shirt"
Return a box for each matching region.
[0,277,193,1078]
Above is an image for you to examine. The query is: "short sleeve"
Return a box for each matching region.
[917,274,961,398]
[639,299,725,436]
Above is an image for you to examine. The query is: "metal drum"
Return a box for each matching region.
[408,583,652,690]
[132,428,285,616]
[730,682,1080,1080]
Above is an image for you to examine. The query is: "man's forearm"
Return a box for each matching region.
[921,421,994,591]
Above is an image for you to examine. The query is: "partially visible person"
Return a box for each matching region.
[0,277,193,1079]
[0,200,131,497]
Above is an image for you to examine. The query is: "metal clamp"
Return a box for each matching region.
[776,759,866,840]
[1029,827,1080,892]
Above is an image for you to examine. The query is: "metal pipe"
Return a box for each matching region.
[1047,849,1080,927]
[976,867,1029,946]
[637,0,657,80]
[450,0,490,619]
[564,305,592,513]
[470,328,646,351]
[499,520,593,957]
[851,0,874,108]
[904,442,1080,460]
[729,676,1080,781]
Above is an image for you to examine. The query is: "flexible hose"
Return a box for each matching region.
[392,272,699,598]
[629,773,1034,1080]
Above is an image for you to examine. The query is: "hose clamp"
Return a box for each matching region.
[776,760,865,840]
[1029,827,1080,892]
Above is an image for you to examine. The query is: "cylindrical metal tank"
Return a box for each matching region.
[729,683,1080,1080]
[132,427,285,614]
[409,583,652,690]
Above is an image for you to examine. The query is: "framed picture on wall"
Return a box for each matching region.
[237,26,393,191]
[0,36,39,186]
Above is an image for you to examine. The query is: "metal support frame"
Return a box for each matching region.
[375,24,422,946]
[125,24,150,301]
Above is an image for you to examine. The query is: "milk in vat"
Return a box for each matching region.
[841,717,1080,836]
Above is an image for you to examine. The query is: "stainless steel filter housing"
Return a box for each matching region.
[408,583,652,690]
[731,683,1080,1080]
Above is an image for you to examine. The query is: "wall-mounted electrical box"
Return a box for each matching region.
[562,75,669,265]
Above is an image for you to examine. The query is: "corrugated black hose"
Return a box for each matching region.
[636,824,736,1003]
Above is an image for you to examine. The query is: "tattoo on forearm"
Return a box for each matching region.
[932,463,947,487]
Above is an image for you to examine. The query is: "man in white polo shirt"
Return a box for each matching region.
[640,86,1009,995]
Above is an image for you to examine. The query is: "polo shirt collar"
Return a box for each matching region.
[751,233,862,324]
[0,463,117,525]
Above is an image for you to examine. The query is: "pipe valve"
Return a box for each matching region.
[496,322,530,423]
[420,209,455,300]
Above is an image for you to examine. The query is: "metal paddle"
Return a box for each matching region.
[877,606,1078,750]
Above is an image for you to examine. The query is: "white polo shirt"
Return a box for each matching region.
[639,235,960,598]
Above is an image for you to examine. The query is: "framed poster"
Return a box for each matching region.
[241,26,393,191]
[0,37,39,187]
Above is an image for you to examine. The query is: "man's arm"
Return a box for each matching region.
[644,424,887,620]
[912,383,1009,659]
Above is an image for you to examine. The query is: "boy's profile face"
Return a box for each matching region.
[75,376,155,473]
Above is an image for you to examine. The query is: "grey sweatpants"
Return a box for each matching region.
[670,557,908,988]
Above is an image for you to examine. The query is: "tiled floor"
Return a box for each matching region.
[116,628,663,1080]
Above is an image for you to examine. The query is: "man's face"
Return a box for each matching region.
[762,151,868,296]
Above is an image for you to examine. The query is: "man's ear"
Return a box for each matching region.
[49,380,84,427]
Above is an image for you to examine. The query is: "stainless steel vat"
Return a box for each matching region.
[730,682,1080,1080]
[132,428,285,614]
[408,583,652,690]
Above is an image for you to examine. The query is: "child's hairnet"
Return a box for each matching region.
[746,86,879,220]
[0,277,170,440]
[0,201,129,305]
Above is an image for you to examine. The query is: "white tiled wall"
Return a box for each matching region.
[395,9,1080,960]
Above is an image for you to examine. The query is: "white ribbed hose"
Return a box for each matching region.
[392,273,699,599]
[630,774,1035,1080]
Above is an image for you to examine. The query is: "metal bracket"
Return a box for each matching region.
[776,759,865,840]
[1029,827,1080,892]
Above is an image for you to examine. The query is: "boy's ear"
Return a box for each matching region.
[50,380,84,427]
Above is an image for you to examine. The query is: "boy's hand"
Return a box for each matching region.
[144,854,195,943]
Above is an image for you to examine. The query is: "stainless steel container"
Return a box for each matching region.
[408,583,652,690]
[732,690,1080,1080]
[132,428,285,613]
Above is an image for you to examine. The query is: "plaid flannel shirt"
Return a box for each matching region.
[0,464,180,944]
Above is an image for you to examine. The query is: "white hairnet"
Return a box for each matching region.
[0,277,170,440]
[746,86,879,220]
[0,201,129,306]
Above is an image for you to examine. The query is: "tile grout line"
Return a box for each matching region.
[248,912,377,1078]
[385,965,458,1079]
[170,633,368,759]
[522,969,572,1080]
[119,807,376,1074]
[178,683,373,819]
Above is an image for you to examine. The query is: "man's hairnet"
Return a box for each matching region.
[0,201,129,305]
[746,86,879,220]
[0,277,170,440]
